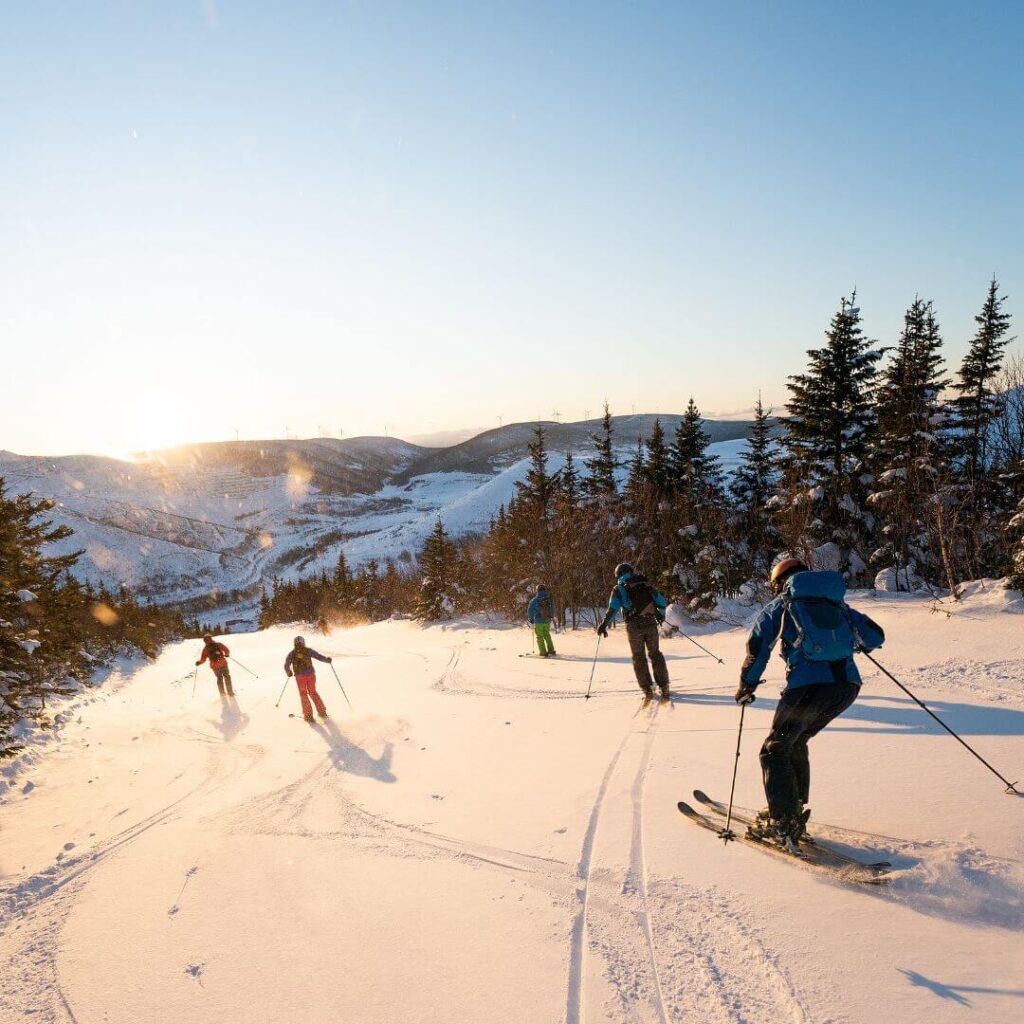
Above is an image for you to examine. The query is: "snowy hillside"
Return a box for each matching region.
[0,419,753,623]
[2,586,1022,1023]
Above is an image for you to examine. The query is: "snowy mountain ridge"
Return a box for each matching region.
[0,416,755,621]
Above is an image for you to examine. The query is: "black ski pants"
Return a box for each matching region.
[214,664,234,696]
[760,680,859,821]
[626,616,669,695]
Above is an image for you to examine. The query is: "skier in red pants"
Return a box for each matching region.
[284,636,333,722]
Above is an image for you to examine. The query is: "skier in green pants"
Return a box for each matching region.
[527,584,556,657]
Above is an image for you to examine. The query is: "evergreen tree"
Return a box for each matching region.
[584,402,618,500]
[868,298,949,588]
[416,519,458,621]
[670,399,723,504]
[783,294,883,580]
[644,418,673,497]
[1006,466,1024,594]
[729,396,781,582]
[952,278,1014,487]
[949,278,1015,576]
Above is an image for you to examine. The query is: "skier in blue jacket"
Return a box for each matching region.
[736,557,885,849]
[597,563,670,701]
[527,585,556,657]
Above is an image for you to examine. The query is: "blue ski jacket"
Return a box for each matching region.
[527,587,553,625]
[740,574,885,692]
[603,572,668,627]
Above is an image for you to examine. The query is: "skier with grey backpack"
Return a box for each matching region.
[733,557,885,851]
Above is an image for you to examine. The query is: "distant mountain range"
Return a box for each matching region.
[0,415,758,626]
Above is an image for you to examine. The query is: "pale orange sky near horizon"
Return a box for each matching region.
[2,3,1020,458]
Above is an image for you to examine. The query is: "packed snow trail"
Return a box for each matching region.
[2,587,1024,1023]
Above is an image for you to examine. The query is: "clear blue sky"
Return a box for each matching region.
[2,1,1021,455]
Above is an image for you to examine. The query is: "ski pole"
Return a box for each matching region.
[275,676,290,709]
[584,635,602,700]
[719,701,749,843]
[229,656,258,678]
[330,662,353,711]
[862,651,1019,795]
[676,631,724,664]
[191,666,199,699]
[530,626,537,655]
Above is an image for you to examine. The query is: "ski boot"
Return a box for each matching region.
[658,686,671,704]
[303,715,315,723]
[747,810,804,855]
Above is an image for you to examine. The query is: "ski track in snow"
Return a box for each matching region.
[4,613,1024,1023]
[0,739,262,1023]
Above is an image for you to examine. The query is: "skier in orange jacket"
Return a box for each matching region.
[196,635,234,696]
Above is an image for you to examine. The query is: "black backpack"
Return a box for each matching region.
[538,592,553,620]
[292,647,313,674]
[619,576,659,622]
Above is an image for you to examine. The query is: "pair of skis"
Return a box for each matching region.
[679,790,892,885]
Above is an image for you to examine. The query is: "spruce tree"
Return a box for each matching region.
[729,397,781,582]
[584,402,618,500]
[0,479,88,751]
[416,519,458,621]
[670,399,723,504]
[869,298,949,588]
[950,279,1015,576]
[644,418,673,497]
[1006,470,1024,594]
[784,294,883,579]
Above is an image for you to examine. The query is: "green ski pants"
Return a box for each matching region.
[534,623,556,656]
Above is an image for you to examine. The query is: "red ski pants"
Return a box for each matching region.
[295,672,326,719]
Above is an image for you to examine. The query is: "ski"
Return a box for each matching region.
[692,790,892,873]
[518,653,560,659]
[678,802,888,885]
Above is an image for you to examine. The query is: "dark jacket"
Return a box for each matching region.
[285,646,330,677]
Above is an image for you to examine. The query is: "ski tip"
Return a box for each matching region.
[692,789,711,802]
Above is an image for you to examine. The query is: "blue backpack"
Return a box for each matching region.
[782,571,857,663]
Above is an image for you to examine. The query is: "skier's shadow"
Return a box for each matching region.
[828,693,1024,737]
[309,719,396,783]
[212,696,249,742]
[898,968,1024,1006]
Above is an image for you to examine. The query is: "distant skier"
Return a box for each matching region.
[284,636,333,723]
[597,563,670,701]
[196,635,234,697]
[527,584,557,657]
[736,557,885,850]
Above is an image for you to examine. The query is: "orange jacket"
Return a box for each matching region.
[199,642,230,670]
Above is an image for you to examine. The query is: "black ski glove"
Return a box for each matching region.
[597,623,609,638]
[734,684,757,705]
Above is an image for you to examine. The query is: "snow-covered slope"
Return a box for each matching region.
[0,425,751,623]
[2,587,1022,1022]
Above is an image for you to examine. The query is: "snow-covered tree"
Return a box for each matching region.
[783,294,883,581]
[416,519,459,621]
[949,278,1015,576]
[670,398,724,504]
[868,298,949,589]
[730,396,781,583]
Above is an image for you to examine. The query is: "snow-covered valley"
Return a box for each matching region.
[2,586,1022,1023]
[0,422,752,625]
